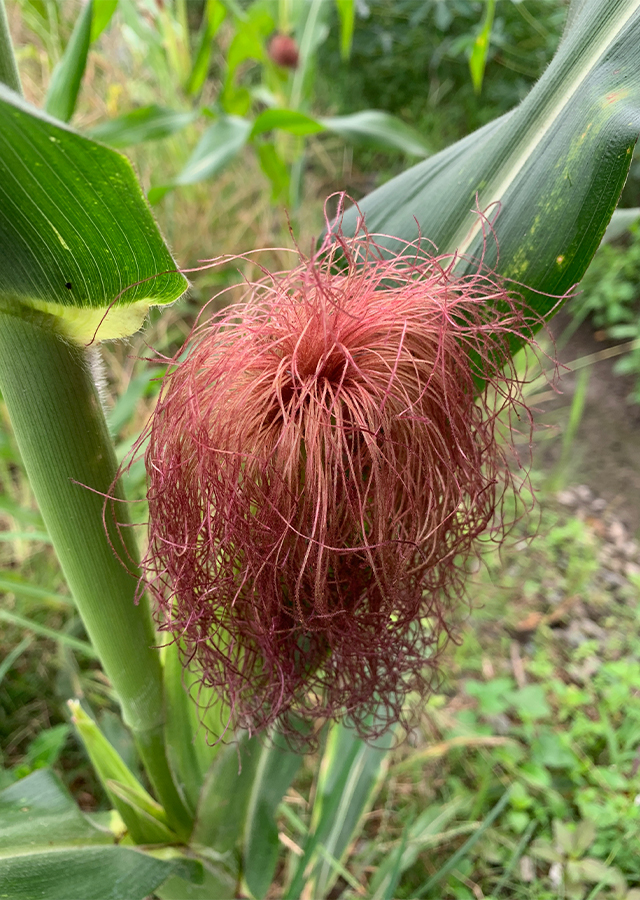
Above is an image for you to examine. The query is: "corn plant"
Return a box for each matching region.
[1,1,640,899]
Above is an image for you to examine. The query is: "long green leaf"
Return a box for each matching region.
[321,110,430,157]
[90,0,118,43]
[44,0,93,123]
[0,572,70,605]
[469,0,496,94]
[186,0,226,96]
[334,0,355,61]
[342,0,640,325]
[0,608,97,657]
[242,731,304,899]
[415,789,512,898]
[89,105,198,148]
[0,769,180,900]
[0,0,21,93]
[192,733,261,857]
[162,641,221,816]
[250,108,325,138]
[0,86,187,341]
[368,800,466,900]
[285,720,394,900]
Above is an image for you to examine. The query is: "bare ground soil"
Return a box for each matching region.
[537,313,640,537]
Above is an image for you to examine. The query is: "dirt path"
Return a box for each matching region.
[536,313,640,537]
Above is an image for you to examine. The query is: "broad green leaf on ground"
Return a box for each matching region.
[342,0,640,324]
[89,105,198,148]
[0,769,181,900]
[44,0,93,123]
[0,86,187,341]
[320,111,430,157]
[148,115,252,204]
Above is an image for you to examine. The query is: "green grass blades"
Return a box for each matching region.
[284,718,395,900]
[241,729,304,899]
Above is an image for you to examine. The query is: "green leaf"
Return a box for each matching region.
[342,0,640,326]
[0,86,187,341]
[335,0,355,60]
[89,105,198,148]
[0,636,32,685]
[25,725,69,769]
[0,530,51,543]
[70,701,176,845]
[0,771,181,898]
[286,720,395,900]
[106,781,177,843]
[162,643,210,812]
[1,846,177,900]
[186,0,226,97]
[368,801,465,900]
[0,495,44,527]
[469,0,496,95]
[107,366,163,437]
[0,609,97,657]
[0,572,70,606]
[320,111,430,157]
[250,108,325,138]
[414,789,512,898]
[90,0,118,43]
[149,115,251,203]
[44,0,93,123]
[258,142,290,203]
[156,864,236,899]
[242,730,304,900]
[0,768,107,849]
[192,733,261,857]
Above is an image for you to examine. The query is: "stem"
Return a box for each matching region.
[0,0,22,94]
[0,304,191,838]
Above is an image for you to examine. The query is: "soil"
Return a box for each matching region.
[536,312,640,538]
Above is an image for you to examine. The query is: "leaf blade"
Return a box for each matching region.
[0,86,187,340]
[44,0,94,123]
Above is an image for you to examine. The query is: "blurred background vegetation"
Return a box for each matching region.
[2,1,640,897]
